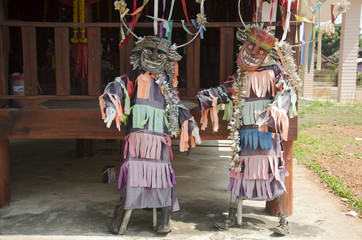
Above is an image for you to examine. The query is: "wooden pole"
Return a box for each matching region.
[0,139,10,207]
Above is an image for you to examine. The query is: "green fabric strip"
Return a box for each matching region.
[132,104,166,133]
[242,100,271,125]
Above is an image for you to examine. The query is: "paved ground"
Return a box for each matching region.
[0,139,361,240]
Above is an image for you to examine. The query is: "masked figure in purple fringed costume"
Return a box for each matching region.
[197,28,298,235]
[99,36,201,234]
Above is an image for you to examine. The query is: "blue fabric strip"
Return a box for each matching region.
[239,129,273,150]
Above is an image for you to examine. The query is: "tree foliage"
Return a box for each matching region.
[315,24,342,57]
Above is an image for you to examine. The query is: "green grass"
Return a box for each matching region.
[298,100,362,130]
[295,100,362,213]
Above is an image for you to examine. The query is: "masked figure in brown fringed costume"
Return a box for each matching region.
[197,27,298,236]
[100,36,201,234]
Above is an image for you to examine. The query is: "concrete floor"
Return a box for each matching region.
[0,139,361,240]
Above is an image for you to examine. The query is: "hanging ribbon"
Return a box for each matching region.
[311,1,322,28]
[300,22,306,66]
[307,23,315,73]
[331,5,335,24]
[153,0,158,35]
[281,0,292,41]
[181,19,206,39]
[181,0,190,22]
[166,0,176,40]
[159,0,166,37]
[269,0,275,27]
[146,15,171,36]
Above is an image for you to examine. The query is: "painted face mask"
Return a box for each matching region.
[139,36,171,74]
[237,28,277,71]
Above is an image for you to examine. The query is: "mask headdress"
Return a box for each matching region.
[115,0,206,86]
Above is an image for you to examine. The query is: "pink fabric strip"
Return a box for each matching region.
[256,180,262,198]
[169,164,176,185]
[161,165,168,188]
[150,135,157,159]
[156,164,162,188]
[128,134,136,158]
[146,164,152,188]
[165,164,173,187]
[135,133,141,158]
[146,134,153,159]
[155,137,162,160]
[261,180,267,198]
[166,135,173,160]
[151,164,157,188]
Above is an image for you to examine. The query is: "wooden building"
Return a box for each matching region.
[0,0,298,216]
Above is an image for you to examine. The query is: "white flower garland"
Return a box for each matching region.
[155,73,180,138]
[228,68,246,171]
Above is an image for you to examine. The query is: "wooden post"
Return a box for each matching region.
[265,141,294,216]
[219,27,234,84]
[0,0,9,107]
[186,34,200,97]
[21,26,38,96]
[75,139,96,158]
[0,139,10,207]
[54,27,70,96]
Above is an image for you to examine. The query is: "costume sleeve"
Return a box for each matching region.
[255,65,298,141]
[196,74,236,132]
[99,74,131,131]
[177,98,200,152]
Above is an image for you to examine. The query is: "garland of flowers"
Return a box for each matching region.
[277,41,301,89]
[71,0,87,44]
[79,0,87,43]
[70,0,79,43]
[155,73,179,138]
[228,68,246,171]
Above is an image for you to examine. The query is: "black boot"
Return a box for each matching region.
[109,204,124,234]
[158,207,171,233]
[272,212,291,236]
[215,207,237,230]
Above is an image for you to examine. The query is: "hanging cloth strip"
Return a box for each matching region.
[239,128,274,151]
[181,19,206,40]
[307,23,315,73]
[123,131,173,161]
[118,161,176,189]
[245,71,276,98]
[242,100,272,125]
[181,0,190,22]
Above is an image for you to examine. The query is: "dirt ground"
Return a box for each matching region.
[298,125,362,200]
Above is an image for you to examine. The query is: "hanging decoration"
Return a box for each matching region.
[114,0,207,49]
[316,23,335,70]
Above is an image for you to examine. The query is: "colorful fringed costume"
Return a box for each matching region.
[198,28,297,205]
[99,37,199,216]
[100,69,198,211]
[197,52,297,201]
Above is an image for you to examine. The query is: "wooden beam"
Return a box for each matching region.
[21,26,38,95]
[0,109,124,139]
[54,27,70,96]
[87,27,102,96]
[186,35,200,97]
[219,27,234,84]
[0,138,10,207]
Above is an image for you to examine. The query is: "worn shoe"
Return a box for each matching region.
[272,212,291,236]
[215,207,237,231]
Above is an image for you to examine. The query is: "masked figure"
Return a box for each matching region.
[197,28,297,235]
[100,36,201,234]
